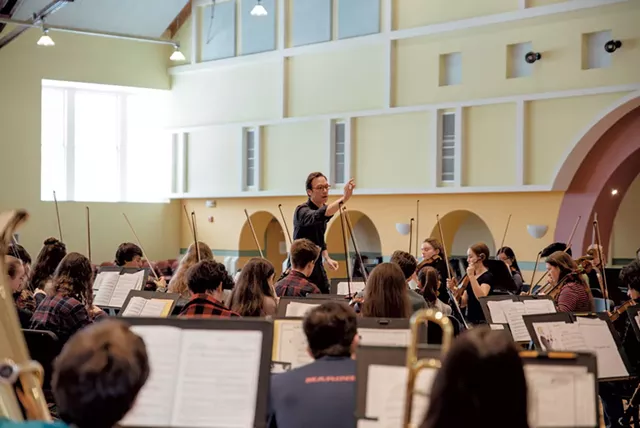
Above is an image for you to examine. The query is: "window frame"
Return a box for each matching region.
[329,119,352,187]
[437,110,462,186]
[241,126,262,191]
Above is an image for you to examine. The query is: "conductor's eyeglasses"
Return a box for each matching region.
[313,185,330,191]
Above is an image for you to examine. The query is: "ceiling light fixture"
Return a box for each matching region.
[251,0,268,16]
[37,28,55,46]
[170,45,186,61]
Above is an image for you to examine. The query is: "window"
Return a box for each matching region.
[440,113,456,183]
[507,42,534,78]
[440,52,462,86]
[330,120,351,186]
[243,127,260,190]
[583,30,612,70]
[40,81,172,203]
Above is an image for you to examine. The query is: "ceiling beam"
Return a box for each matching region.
[164,0,191,39]
[0,0,25,33]
[0,0,70,49]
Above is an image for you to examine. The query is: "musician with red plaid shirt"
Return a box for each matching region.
[179,259,240,318]
[276,239,322,298]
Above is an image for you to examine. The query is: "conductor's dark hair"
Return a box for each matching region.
[303,302,357,359]
[185,259,230,294]
[305,172,327,191]
[115,242,143,266]
[620,260,640,293]
[29,237,67,292]
[8,243,31,265]
[421,327,530,428]
[390,250,417,280]
[290,238,320,269]
[541,242,571,257]
[53,320,149,428]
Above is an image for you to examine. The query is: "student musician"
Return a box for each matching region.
[497,246,524,293]
[418,266,452,316]
[29,238,67,306]
[6,256,32,328]
[420,327,530,428]
[179,260,239,317]
[275,238,321,297]
[390,251,428,313]
[360,263,411,318]
[292,172,355,293]
[30,253,106,344]
[268,302,358,428]
[419,238,450,304]
[8,242,31,277]
[447,243,495,324]
[230,258,278,316]
[541,241,572,257]
[168,241,214,298]
[544,251,595,313]
[114,242,167,292]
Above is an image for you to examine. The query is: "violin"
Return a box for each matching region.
[417,254,441,271]
[609,299,637,322]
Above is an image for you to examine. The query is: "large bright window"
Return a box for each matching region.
[40,80,172,203]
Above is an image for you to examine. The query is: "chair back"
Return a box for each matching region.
[23,329,61,394]
[593,297,613,312]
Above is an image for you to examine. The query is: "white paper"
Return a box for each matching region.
[357,420,379,428]
[275,321,313,368]
[337,281,366,296]
[93,277,117,307]
[359,329,411,347]
[140,299,172,317]
[490,324,505,330]
[505,302,530,342]
[635,314,640,330]
[121,296,147,317]
[576,318,628,379]
[93,271,119,291]
[285,302,319,317]
[523,299,556,315]
[109,272,144,308]
[365,365,436,428]
[486,300,513,324]
[121,326,182,427]
[525,364,596,427]
[531,322,568,351]
[171,330,263,428]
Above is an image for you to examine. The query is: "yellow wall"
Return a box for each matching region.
[393,0,519,29]
[354,112,431,189]
[286,43,386,117]
[263,121,326,191]
[464,103,517,187]
[525,92,629,185]
[612,173,640,260]
[0,27,180,264]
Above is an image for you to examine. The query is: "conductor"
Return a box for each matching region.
[292,172,355,293]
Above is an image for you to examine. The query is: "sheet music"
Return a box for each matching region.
[337,281,366,295]
[490,324,505,330]
[275,321,313,368]
[487,300,513,324]
[365,365,436,428]
[171,330,263,428]
[140,299,173,317]
[359,328,411,347]
[109,271,145,308]
[522,299,556,314]
[504,302,529,342]
[532,322,568,351]
[524,364,596,427]
[576,317,628,378]
[121,326,182,427]
[357,421,379,428]
[93,270,119,291]
[121,297,147,317]
[93,276,118,307]
[285,302,319,317]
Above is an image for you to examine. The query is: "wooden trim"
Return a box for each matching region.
[165,0,193,39]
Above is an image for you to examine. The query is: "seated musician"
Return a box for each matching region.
[268,302,358,428]
[541,241,572,257]
[390,251,429,313]
[29,238,67,307]
[360,263,411,318]
[114,242,167,291]
[497,246,524,293]
[6,256,33,328]
[418,266,452,316]
[179,259,239,317]
[230,258,278,316]
[275,238,321,297]
[168,241,214,298]
[544,251,595,313]
[8,242,32,277]
[30,253,105,344]
[420,238,450,304]
[421,327,529,428]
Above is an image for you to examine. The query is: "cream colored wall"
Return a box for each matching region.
[464,103,517,187]
[612,173,640,260]
[393,0,518,29]
[0,28,180,263]
[525,92,629,185]
[263,121,326,191]
[286,43,386,117]
[187,126,241,194]
[354,112,431,189]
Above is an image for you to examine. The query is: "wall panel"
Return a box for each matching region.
[187,126,241,195]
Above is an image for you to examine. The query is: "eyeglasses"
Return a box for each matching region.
[313,185,330,191]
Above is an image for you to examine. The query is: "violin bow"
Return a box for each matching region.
[409,218,414,255]
[191,211,201,262]
[338,203,352,297]
[278,204,293,246]
[436,213,468,329]
[122,213,160,281]
[499,214,512,250]
[592,214,609,301]
[86,206,92,263]
[415,200,420,258]
[244,209,264,259]
[183,205,194,236]
[53,190,63,242]
[342,205,368,283]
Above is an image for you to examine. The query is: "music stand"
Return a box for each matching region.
[120,290,181,317]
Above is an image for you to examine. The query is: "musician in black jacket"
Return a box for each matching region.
[291,172,355,293]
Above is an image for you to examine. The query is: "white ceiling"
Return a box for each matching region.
[13,0,189,37]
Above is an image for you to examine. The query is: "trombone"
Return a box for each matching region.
[404,308,453,428]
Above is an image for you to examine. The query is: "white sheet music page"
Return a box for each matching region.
[276,320,313,368]
[121,326,182,427]
[171,329,263,428]
[504,302,529,342]
[139,299,172,317]
[486,300,513,324]
[337,281,366,295]
[109,272,144,308]
[93,270,119,291]
[524,364,596,428]
[523,299,556,315]
[358,328,411,347]
[576,317,628,379]
[93,276,118,307]
[531,322,568,351]
[365,365,436,428]
[121,296,147,317]
[285,302,320,317]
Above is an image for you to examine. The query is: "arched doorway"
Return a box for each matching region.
[611,173,640,264]
[429,210,496,258]
[554,93,640,257]
[325,211,382,278]
[238,211,287,278]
